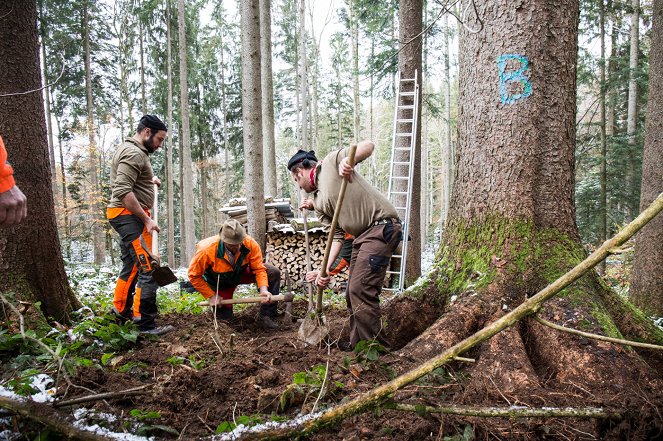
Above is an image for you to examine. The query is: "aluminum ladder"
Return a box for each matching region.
[385,70,419,292]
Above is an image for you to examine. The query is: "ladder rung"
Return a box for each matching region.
[400,78,416,82]
[394,206,407,210]
[390,191,408,195]
[395,147,411,151]
[391,176,408,180]
[398,105,415,109]
[395,133,412,137]
[400,91,415,96]
[393,161,410,165]
[391,254,403,258]
[386,271,401,275]
[397,119,414,123]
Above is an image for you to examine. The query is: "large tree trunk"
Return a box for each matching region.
[260,0,277,198]
[599,0,608,274]
[83,2,105,265]
[630,0,663,316]
[178,0,196,265]
[165,0,175,267]
[39,4,56,191]
[0,0,79,322]
[138,0,147,115]
[378,0,663,437]
[218,9,232,205]
[298,0,308,150]
[240,0,266,250]
[442,12,452,229]
[349,0,360,143]
[626,0,641,219]
[397,0,422,282]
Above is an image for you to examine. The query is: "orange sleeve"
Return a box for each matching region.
[0,137,16,193]
[247,238,268,288]
[187,246,216,299]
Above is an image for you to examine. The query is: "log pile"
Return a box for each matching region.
[265,229,349,290]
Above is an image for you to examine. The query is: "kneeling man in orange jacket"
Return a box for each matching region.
[188,219,280,329]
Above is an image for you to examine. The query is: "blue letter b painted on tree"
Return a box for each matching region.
[498,54,532,105]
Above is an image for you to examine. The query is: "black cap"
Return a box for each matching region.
[139,114,167,132]
[287,150,318,171]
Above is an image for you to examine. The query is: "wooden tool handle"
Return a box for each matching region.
[316,144,358,314]
[199,294,291,306]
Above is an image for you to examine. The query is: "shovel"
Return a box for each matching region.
[298,144,357,345]
[199,293,295,307]
[150,183,178,287]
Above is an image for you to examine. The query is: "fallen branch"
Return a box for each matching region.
[53,384,152,408]
[0,395,114,441]
[242,192,663,440]
[534,316,663,351]
[0,293,76,390]
[384,402,619,419]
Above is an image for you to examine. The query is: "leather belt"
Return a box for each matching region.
[373,217,401,226]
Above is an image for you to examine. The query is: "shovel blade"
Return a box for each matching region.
[152,266,178,287]
[297,311,329,345]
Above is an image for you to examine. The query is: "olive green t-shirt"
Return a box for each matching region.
[313,147,399,241]
[108,137,155,210]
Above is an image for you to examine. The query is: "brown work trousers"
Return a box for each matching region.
[346,221,402,349]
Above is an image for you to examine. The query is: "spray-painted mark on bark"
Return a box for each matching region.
[498,54,532,104]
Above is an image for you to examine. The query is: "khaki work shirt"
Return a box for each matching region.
[313,147,399,241]
[108,137,155,210]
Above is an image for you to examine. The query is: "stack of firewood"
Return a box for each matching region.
[265,228,349,290]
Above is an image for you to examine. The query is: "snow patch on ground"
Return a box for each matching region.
[213,411,323,440]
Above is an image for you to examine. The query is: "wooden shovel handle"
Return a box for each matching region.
[316,144,357,314]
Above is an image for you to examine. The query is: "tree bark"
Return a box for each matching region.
[442,12,452,230]
[0,0,79,322]
[39,4,56,191]
[630,0,663,315]
[217,9,232,204]
[599,0,608,273]
[298,0,308,150]
[397,0,423,282]
[138,0,147,115]
[165,0,175,267]
[350,0,360,143]
[83,2,106,265]
[260,0,277,198]
[627,0,641,219]
[178,0,196,264]
[240,0,266,250]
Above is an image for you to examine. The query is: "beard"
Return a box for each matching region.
[144,133,157,153]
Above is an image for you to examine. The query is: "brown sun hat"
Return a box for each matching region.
[219,219,246,245]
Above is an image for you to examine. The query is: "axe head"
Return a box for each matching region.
[151,263,178,287]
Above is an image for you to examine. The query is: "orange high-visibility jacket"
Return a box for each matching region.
[0,137,16,193]
[188,234,269,299]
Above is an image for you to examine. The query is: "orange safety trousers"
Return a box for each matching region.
[108,210,159,330]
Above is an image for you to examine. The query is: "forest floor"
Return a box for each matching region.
[1,250,661,440]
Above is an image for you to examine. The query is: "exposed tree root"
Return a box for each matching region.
[0,395,113,441]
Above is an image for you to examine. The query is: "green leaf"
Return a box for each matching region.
[101,353,115,366]
[293,372,307,384]
[236,415,251,425]
[215,421,235,433]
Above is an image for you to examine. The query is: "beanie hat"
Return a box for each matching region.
[287,150,318,171]
[219,219,246,245]
[139,114,168,132]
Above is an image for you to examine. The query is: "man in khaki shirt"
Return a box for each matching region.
[288,141,402,350]
[107,115,172,335]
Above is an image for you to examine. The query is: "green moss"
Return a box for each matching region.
[434,215,587,301]
[590,304,624,339]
